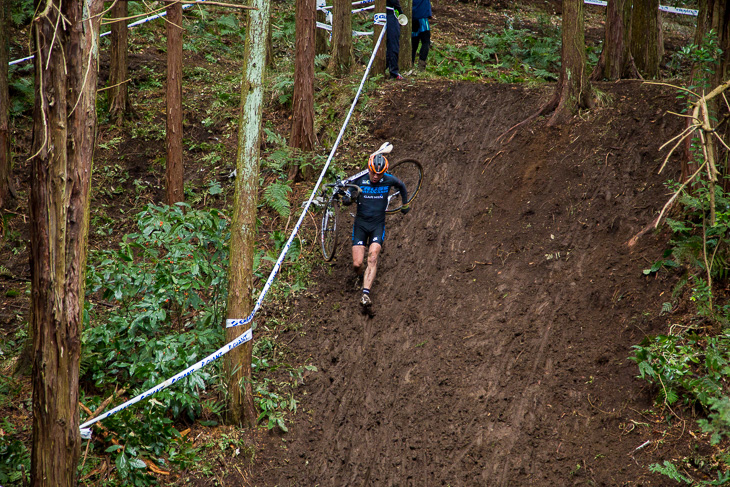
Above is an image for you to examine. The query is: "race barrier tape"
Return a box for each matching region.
[227,23,388,330]
[352,5,375,14]
[80,327,252,433]
[79,21,388,436]
[316,21,374,36]
[583,0,698,16]
[10,0,207,66]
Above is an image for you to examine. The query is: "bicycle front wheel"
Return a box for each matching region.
[386,159,423,214]
[321,196,339,261]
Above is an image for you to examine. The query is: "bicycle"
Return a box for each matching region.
[320,154,423,261]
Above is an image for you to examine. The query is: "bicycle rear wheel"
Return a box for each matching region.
[321,196,339,261]
[386,159,423,213]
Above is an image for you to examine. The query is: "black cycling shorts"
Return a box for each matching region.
[352,218,385,247]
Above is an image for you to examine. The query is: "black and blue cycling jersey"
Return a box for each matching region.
[351,173,408,224]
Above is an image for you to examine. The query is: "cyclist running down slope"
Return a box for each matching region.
[343,152,410,312]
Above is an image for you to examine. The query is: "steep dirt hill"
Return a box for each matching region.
[252,80,689,486]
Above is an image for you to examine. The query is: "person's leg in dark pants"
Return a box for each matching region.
[411,29,421,64]
[418,29,430,64]
[386,12,401,78]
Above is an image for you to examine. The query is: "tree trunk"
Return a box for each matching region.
[0,0,13,209]
[289,0,316,180]
[630,0,661,78]
[329,0,352,76]
[165,1,184,205]
[266,10,275,68]
[590,0,638,80]
[372,0,386,77]
[399,0,412,71]
[548,0,592,126]
[29,0,102,481]
[109,0,130,124]
[225,0,270,428]
[315,5,329,55]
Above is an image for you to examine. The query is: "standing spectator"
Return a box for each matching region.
[386,0,404,79]
[411,0,432,70]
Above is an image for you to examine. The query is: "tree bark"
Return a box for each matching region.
[371,0,386,78]
[329,0,352,76]
[630,0,661,78]
[315,5,329,55]
[0,0,13,209]
[547,0,593,126]
[29,0,102,482]
[109,0,131,123]
[165,1,184,205]
[289,0,317,180]
[225,0,270,428]
[399,0,412,71]
[590,0,638,80]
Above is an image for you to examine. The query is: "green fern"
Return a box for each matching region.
[648,461,692,484]
[315,53,331,69]
[262,181,292,218]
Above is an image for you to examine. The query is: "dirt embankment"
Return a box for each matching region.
[253,80,688,486]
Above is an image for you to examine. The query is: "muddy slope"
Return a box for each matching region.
[255,80,685,486]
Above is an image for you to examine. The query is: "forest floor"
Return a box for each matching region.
[0,0,711,486]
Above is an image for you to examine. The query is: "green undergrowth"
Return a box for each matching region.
[75,200,318,484]
[630,31,730,485]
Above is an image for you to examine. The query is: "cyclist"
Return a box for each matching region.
[342,153,410,310]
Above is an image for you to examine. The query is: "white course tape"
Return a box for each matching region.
[10,0,208,66]
[79,15,383,434]
[80,327,252,433]
[352,5,374,14]
[227,25,388,329]
[313,23,375,36]
[584,0,698,16]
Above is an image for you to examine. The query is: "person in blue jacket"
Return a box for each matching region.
[411,0,432,70]
[386,0,404,79]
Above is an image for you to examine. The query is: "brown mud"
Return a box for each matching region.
[253,80,690,486]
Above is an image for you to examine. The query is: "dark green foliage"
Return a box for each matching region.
[82,204,229,483]
[0,418,29,484]
[8,67,34,118]
[263,181,293,218]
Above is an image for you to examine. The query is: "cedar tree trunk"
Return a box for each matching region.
[225,0,270,427]
[0,0,13,209]
[548,0,593,126]
[165,1,184,205]
[590,0,638,80]
[29,0,102,482]
[372,0,386,77]
[329,0,352,76]
[109,0,131,123]
[630,0,661,78]
[290,0,317,180]
[399,0,412,71]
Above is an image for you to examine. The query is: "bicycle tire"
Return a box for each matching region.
[386,159,423,214]
[321,195,339,261]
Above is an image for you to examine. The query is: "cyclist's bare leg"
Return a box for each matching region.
[363,243,382,291]
[352,245,366,276]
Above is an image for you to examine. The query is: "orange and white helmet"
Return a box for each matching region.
[368,153,388,174]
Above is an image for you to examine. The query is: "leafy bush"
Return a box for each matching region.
[84,203,230,416]
[630,332,728,408]
[0,419,30,485]
[81,203,229,483]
